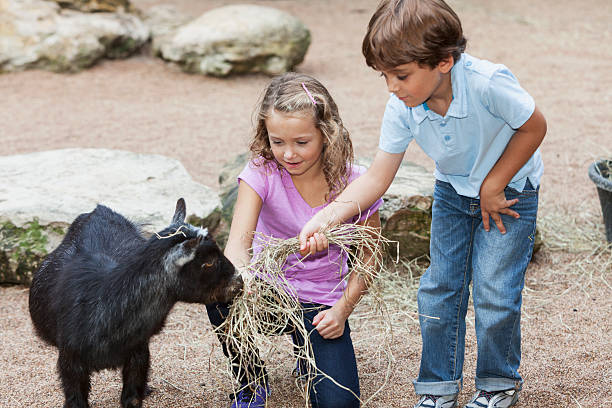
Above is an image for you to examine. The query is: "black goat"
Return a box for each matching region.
[29,198,243,408]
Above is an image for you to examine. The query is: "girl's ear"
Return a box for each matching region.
[437,55,454,74]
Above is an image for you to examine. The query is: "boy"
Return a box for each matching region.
[299,0,547,407]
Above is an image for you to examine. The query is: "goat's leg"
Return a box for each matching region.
[120,343,150,408]
[58,350,91,408]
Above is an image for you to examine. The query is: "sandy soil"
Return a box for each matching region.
[1,0,611,407]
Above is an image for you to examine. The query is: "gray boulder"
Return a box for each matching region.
[0,148,221,285]
[142,4,193,55]
[0,0,149,73]
[356,158,434,261]
[157,4,311,77]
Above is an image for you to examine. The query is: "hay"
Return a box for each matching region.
[214,222,396,407]
[154,225,189,239]
[523,206,612,316]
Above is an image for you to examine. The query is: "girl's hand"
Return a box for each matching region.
[479,181,519,234]
[312,306,348,339]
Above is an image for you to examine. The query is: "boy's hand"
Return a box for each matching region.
[480,181,519,234]
[299,232,328,257]
[312,306,348,339]
[299,216,329,256]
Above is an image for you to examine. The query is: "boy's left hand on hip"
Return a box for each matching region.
[480,187,520,234]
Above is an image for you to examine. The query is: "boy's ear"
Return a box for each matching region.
[437,55,454,74]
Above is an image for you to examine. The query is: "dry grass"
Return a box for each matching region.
[523,207,611,318]
[214,222,396,407]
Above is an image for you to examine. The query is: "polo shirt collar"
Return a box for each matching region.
[412,57,468,122]
[447,58,468,119]
[412,102,428,124]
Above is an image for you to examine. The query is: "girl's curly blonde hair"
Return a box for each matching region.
[249,72,354,203]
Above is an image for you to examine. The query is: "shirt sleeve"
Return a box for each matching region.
[484,66,535,130]
[379,95,414,154]
[237,161,269,202]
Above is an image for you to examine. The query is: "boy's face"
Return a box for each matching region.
[381,58,453,108]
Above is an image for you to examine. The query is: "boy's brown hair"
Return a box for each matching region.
[363,0,467,71]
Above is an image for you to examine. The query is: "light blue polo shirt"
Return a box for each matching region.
[379,53,543,198]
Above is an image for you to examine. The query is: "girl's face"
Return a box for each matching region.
[265,109,324,178]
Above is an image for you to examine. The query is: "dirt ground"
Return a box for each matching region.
[1,0,611,407]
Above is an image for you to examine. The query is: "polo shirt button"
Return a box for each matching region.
[466,61,472,66]
[440,122,447,127]
[444,135,451,141]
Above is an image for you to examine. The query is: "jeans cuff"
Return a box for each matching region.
[475,376,523,392]
[413,378,462,396]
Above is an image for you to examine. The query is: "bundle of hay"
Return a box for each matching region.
[215,222,396,406]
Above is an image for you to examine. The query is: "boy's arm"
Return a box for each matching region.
[480,106,547,234]
[299,149,404,254]
[224,181,263,269]
[312,211,382,339]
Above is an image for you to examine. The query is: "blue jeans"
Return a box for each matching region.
[414,180,538,396]
[206,302,360,408]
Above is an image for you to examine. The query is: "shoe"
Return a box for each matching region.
[414,394,458,408]
[230,382,270,408]
[464,389,519,407]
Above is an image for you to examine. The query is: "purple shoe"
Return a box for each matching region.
[230,383,270,408]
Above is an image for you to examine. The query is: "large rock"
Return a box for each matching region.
[218,154,435,261]
[0,0,149,73]
[157,4,311,77]
[357,158,434,261]
[0,148,222,285]
[142,4,193,56]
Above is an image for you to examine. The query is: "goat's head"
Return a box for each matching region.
[158,198,243,304]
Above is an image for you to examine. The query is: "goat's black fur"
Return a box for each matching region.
[29,198,243,408]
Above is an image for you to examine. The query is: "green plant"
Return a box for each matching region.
[0,219,49,261]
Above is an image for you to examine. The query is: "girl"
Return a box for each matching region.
[206,72,382,408]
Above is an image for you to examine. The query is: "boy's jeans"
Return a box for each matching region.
[414,180,538,396]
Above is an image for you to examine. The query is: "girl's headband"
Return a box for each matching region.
[301,82,317,105]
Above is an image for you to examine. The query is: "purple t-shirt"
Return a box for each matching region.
[239,160,383,306]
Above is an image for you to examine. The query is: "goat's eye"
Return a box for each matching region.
[202,261,215,268]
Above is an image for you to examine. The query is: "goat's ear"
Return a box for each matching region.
[172,198,186,224]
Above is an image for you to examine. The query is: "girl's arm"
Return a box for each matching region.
[480,106,547,234]
[224,181,263,269]
[299,149,403,255]
[312,211,382,339]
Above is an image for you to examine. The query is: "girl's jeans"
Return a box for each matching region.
[206,302,360,408]
[414,180,538,396]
